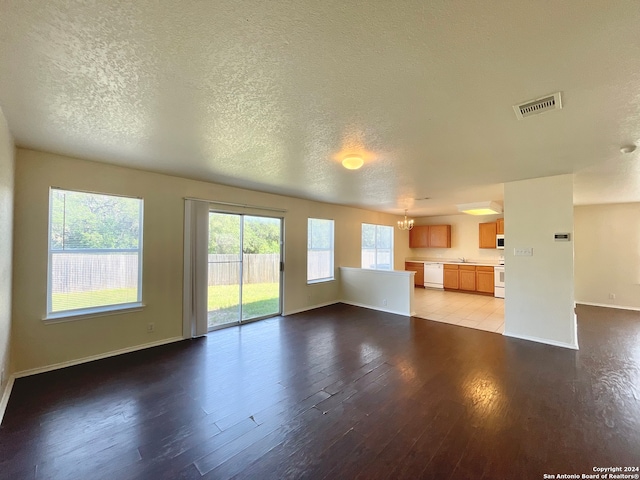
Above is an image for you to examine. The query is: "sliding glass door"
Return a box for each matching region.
[207,213,242,328]
[241,215,281,321]
[207,212,282,329]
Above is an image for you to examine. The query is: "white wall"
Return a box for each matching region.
[0,108,14,394]
[575,203,640,310]
[340,267,414,316]
[11,148,411,372]
[503,174,577,349]
[408,213,504,262]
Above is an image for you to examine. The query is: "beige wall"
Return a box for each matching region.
[575,203,640,309]
[0,108,14,391]
[504,174,577,349]
[408,213,504,262]
[12,148,410,372]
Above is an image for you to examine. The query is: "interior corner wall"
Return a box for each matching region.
[503,174,577,349]
[574,203,640,310]
[12,148,408,373]
[0,108,15,391]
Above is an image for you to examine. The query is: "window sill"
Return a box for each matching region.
[307,278,335,285]
[43,303,145,324]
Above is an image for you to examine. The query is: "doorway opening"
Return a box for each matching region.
[207,212,283,330]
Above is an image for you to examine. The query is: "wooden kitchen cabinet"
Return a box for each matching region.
[444,264,495,295]
[428,225,451,248]
[443,264,459,289]
[459,265,477,291]
[476,266,495,294]
[405,262,424,287]
[479,222,497,249]
[409,226,429,248]
[496,218,504,235]
[409,225,451,248]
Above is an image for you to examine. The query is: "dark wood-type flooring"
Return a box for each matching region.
[1,304,639,479]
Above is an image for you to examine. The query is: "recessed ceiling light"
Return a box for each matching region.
[457,201,502,215]
[620,145,636,154]
[342,155,364,170]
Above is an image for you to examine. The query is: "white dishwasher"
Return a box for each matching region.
[423,262,444,289]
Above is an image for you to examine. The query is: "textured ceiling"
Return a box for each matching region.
[1,0,639,216]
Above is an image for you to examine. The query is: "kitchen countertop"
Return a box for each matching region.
[442,262,502,267]
[405,259,503,267]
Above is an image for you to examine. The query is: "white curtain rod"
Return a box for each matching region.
[184,197,287,213]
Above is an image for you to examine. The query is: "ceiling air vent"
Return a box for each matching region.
[513,92,562,120]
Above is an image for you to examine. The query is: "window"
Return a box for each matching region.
[361,223,393,270]
[307,218,334,283]
[47,188,143,319]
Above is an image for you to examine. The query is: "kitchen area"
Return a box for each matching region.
[405,214,505,333]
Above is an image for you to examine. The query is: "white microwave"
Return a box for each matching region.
[496,234,505,249]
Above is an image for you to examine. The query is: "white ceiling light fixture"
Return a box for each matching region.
[457,201,503,216]
[342,154,364,170]
[397,209,414,230]
[620,145,636,154]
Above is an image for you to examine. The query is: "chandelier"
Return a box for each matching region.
[397,209,414,230]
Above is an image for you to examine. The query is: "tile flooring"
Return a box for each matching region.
[413,288,505,334]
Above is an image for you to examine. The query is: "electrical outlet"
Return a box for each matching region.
[609,293,616,300]
[147,322,155,333]
[383,299,387,306]
[514,247,533,256]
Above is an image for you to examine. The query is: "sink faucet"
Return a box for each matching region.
[458,257,466,263]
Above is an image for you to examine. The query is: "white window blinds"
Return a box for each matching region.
[47,188,143,318]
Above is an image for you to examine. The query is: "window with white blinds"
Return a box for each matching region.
[307,218,334,283]
[47,188,144,319]
[361,224,393,270]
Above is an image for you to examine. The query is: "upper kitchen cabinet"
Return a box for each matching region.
[479,222,497,248]
[409,225,451,248]
[409,225,429,248]
[496,218,504,235]
[429,225,451,248]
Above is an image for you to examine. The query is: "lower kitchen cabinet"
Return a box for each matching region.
[405,262,424,287]
[443,264,459,289]
[459,266,476,291]
[476,266,495,294]
[444,264,495,295]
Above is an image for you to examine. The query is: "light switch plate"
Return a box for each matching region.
[514,247,533,256]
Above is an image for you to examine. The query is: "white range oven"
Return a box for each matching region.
[494,266,505,298]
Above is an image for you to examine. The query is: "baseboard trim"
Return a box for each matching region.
[339,300,411,317]
[0,374,16,425]
[283,302,339,316]
[14,336,185,379]
[503,331,579,350]
[576,301,640,312]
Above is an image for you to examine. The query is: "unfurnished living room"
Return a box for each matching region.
[0,2,639,479]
